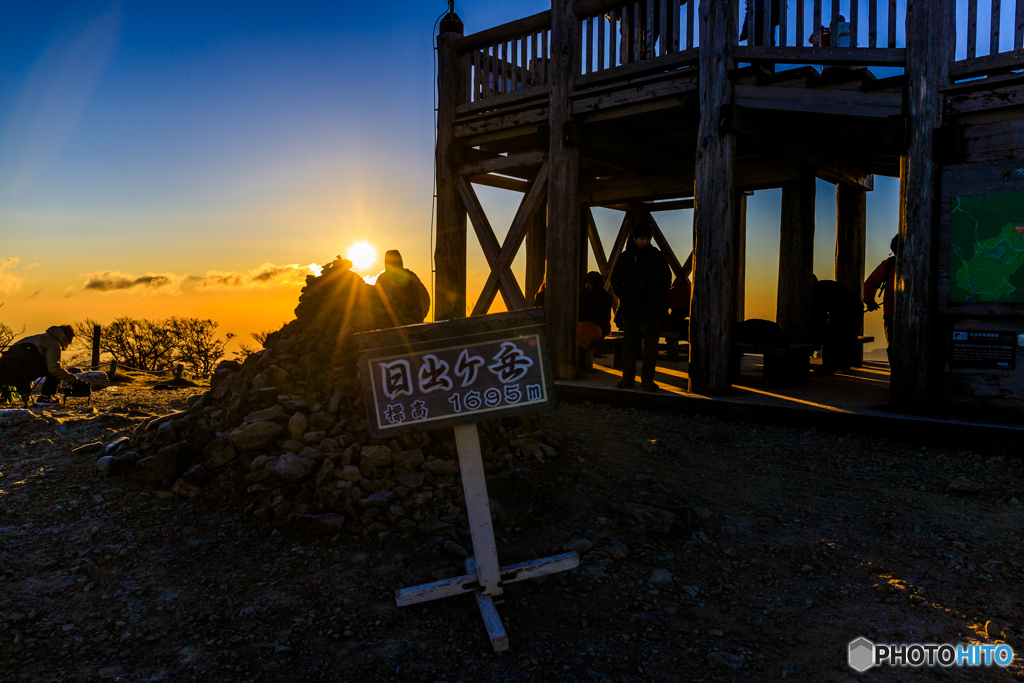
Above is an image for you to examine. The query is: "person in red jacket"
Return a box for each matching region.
[863,235,900,361]
[663,276,691,361]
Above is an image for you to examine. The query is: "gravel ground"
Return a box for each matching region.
[1,379,1022,682]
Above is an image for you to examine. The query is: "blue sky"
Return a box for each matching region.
[0,0,992,353]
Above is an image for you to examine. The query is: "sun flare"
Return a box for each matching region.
[347,242,376,271]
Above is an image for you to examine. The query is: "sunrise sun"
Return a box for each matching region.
[347,241,376,271]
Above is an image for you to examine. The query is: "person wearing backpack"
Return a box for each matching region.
[375,250,430,324]
[0,325,85,405]
[863,235,900,362]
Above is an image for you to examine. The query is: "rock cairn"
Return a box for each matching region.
[100,257,556,537]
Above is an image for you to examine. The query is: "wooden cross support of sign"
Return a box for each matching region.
[354,309,579,652]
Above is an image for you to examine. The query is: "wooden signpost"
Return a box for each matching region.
[354,309,578,652]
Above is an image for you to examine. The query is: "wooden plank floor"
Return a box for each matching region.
[556,352,1024,441]
[566,353,890,414]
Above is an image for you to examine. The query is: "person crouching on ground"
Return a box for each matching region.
[375,250,430,324]
[578,271,613,359]
[610,219,671,390]
[0,325,84,406]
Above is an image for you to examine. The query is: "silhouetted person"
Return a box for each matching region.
[611,219,671,390]
[812,277,863,373]
[375,250,430,323]
[864,234,900,362]
[0,325,84,405]
[740,0,782,45]
[533,280,545,307]
[611,1,691,60]
[663,275,691,361]
[579,271,613,350]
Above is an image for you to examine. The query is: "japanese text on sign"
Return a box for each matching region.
[366,336,549,431]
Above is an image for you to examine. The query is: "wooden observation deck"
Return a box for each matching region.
[434,0,1024,417]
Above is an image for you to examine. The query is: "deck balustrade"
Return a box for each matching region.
[455,0,1024,108]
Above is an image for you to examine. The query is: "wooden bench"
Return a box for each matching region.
[730,342,819,388]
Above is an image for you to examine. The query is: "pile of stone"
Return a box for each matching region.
[98,256,556,537]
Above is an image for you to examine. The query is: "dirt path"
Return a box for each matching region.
[1,384,1021,682]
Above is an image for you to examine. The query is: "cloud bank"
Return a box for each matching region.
[0,257,24,294]
[79,262,322,295]
[191,262,321,291]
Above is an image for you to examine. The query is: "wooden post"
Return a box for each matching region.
[776,173,816,342]
[689,0,737,395]
[91,324,101,370]
[734,192,748,323]
[435,14,468,320]
[547,0,581,380]
[108,359,118,381]
[835,184,867,365]
[525,201,547,306]
[579,206,590,286]
[891,0,953,412]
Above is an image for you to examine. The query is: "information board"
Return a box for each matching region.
[949,191,1024,303]
[949,330,1017,370]
[354,309,555,437]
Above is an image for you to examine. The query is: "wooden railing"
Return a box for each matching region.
[453,0,1024,108]
[574,0,699,84]
[456,11,552,109]
[733,0,907,64]
[951,0,1024,81]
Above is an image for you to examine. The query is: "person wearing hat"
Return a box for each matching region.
[375,250,430,324]
[0,324,85,405]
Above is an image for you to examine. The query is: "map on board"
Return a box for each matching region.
[948,191,1024,303]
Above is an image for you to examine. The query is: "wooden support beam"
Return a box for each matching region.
[644,210,687,282]
[580,172,695,204]
[471,163,550,316]
[579,158,807,205]
[585,208,609,277]
[733,84,903,119]
[835,184,867,365]
[603,211,634,289]
[466,174,532,193]
[689,0,738,396]
[525,201,547,306]
[458,151,547,177]
[546,0,582,380]
[735,193,747,323]
[726,105,875,190]
[776,174,816,342]
[457,178,528,311]
[579,206,590,286]
[645,198,695,211]
[436,18,469,320]
[456,11,552,54]
[891,0,953,412]
[948,48,1024,80]
[567,123,685,174]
